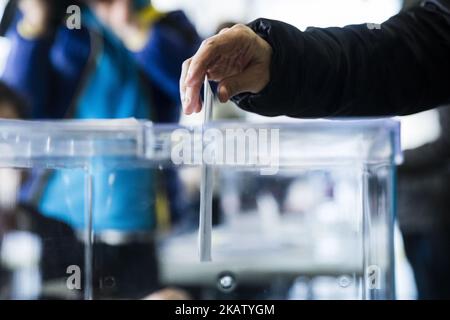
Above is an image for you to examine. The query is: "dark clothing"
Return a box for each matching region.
[398,106,450,233]
[403,232,450,299]
[398,168,450,233]
[9,205,160,299]
[397,106,450,299]
[233,0,450,118]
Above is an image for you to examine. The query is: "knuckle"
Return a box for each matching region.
[203,38,216,47]
[182,58,191,68]
[234,23,250,34]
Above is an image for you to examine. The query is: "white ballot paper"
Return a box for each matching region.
[199,77,214,262]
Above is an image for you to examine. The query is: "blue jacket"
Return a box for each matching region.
[2,7,201,231]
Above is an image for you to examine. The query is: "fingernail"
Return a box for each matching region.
[185,89,192,105]
[185,71,192,84]
[184,88,192,114]
[182,94,190,107]
[181,92,186,109]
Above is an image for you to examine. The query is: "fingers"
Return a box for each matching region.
[182,35,224,114]
[184,36,222,87]
[181,24,264,113]
[180,58,193,113]
[217,34,272,102]
[218,27,230,35]
[185,85,202,114]
[181,58,204,114]
[217,64,262,102]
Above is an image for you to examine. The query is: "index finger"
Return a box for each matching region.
[180,58,191,112]
[185,34,224,87]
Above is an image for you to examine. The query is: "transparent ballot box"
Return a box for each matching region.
[0,118,401,300]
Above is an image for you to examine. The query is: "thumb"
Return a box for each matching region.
[217,66,262,103]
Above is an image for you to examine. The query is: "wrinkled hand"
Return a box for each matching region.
[180,24,272,114]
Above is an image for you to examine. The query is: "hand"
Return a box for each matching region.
[180,24,272,115]
[92,0,149,50]
[18,0,52,36]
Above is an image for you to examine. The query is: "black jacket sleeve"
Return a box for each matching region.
[232,1,450,118]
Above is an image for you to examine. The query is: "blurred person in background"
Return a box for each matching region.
[2,0,201,120]
[0,80,26,298]
[0,0,200,298]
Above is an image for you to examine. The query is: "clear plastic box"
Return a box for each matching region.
[0,118,401,300]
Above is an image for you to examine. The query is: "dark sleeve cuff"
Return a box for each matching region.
[422,0,450,14]
[231,18,306,117]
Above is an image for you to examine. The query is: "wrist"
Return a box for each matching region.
[255,35,273,93]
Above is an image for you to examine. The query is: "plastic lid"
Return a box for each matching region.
[0,118,402,169]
